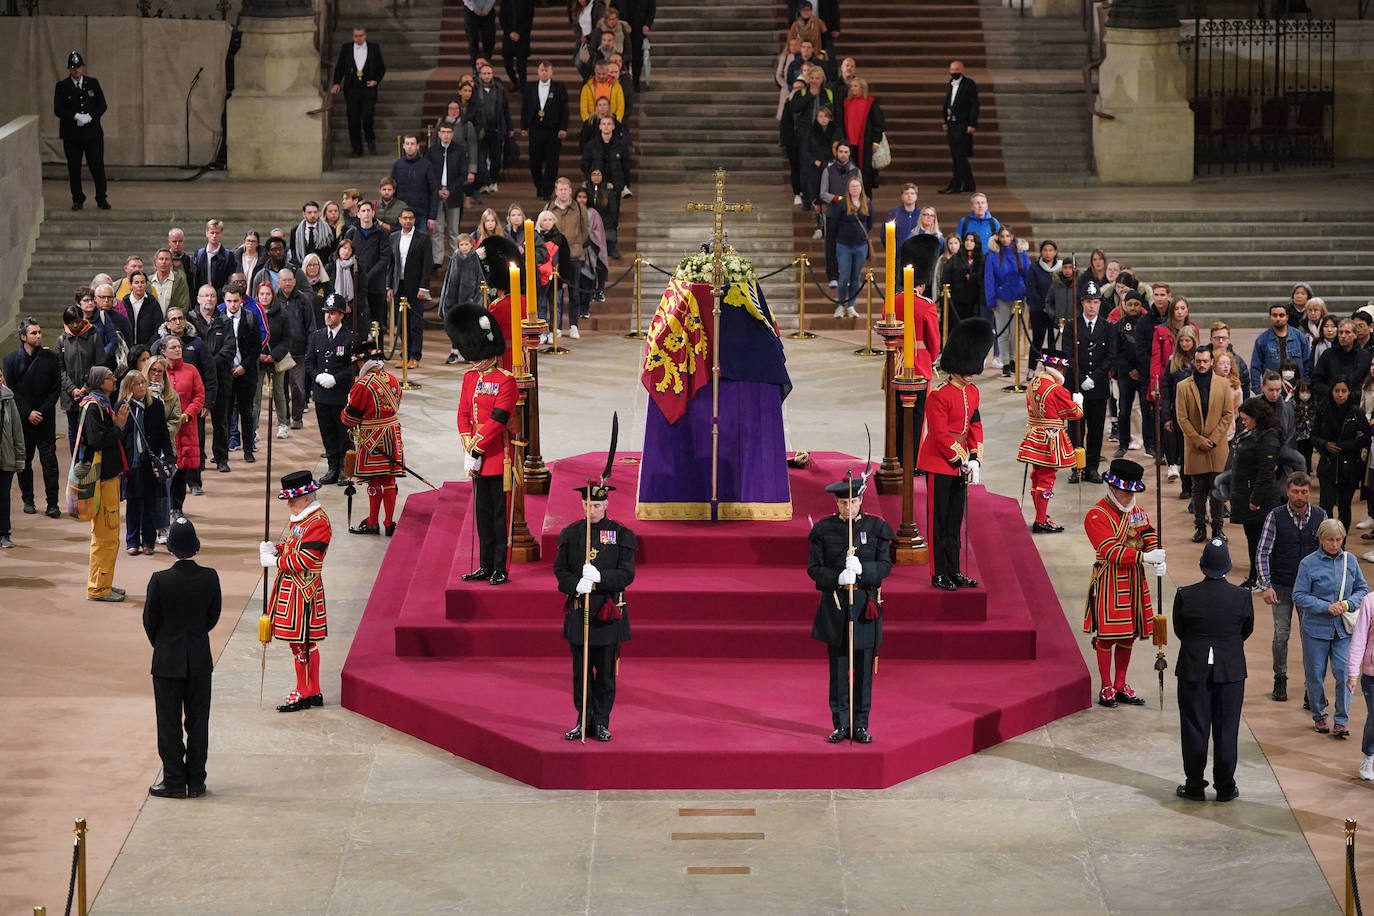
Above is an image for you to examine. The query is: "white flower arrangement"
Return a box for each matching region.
[673,249,757,286]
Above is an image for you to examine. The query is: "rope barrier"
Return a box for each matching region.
[601,261,638,292]
[62,837,78,916]
[639,258,794,283]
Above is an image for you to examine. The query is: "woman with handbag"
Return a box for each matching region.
[77,366,130,601]
[840,76,886,192]
[145,355,181,544]
[0,365,26,549]
[117,370,173,557]
[1293,517,1367,738]
[162,337,204,521]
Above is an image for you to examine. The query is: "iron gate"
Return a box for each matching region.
[1181,18,1335,174]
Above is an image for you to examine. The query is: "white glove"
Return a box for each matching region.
[463,453,482,475]
[259,541,277,568]
[582,562,601,583]
[1081,376,1095,392]
[837,568,857,586]
[74,113,92,126]
[476,246,487,261]
[1142,548,1166,565]
[844,554,862,574]
[1072,392,1084,407]
[576,577,594,595]
[316,373,336,389]
[966,459,981,485]
[1153,561,1167,579]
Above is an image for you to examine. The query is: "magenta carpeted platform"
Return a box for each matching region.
[341,453,1090,789]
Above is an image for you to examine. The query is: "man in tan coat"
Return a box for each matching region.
[1176,345,1236,543]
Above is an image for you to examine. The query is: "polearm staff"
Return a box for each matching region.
[258,374,276,708]
[845,469,855,745]
[580,474,592,744]
[1153,403,1168,710]
[1070,263,1085,509]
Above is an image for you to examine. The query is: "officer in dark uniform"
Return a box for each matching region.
[1068,280,1116,484]
[1173,537,1254,802]
[553,482,637,742]
[807,476,894,743]
[142,517,221,798]
[304,294,354,485]
[53,51,109,211]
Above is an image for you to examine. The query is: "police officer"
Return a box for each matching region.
[53,51,109,211]
[554,482,637,741]
[449,303,518,585]
[143,517,221,797]
[304,294,353,485]
[807,476,894,743]
[1173,537,1253,801]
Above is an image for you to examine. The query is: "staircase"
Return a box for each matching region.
[631,0,799,324]
[1029,210,1374,326]
[17,209,282,337]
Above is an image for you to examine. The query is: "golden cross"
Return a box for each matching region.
[684,168,754,293]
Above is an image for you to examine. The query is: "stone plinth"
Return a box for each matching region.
[226,16,322,179]
[1093,26,1193,184]
[0,116,43,342]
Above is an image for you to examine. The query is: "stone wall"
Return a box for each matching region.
[0,17,230,168]
[0,117,44,345]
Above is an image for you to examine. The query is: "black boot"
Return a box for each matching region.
[461,567,491,581]
[1191,526,1206,543]
[1271,676,1287,702]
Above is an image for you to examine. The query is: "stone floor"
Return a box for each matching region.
[7,173,1374,912]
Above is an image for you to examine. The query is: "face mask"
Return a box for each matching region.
[1282,370,1295,380]
[1300,393,1311,401]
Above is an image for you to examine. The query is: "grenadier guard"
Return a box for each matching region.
[340,338,404,536]
[807,476,894,744]
[917,317,994,591]
[554,481,637,741]
[1084,458,1167,708]
[259,470,332,713]
[1018,349,1084,533]
[448,303,519,585]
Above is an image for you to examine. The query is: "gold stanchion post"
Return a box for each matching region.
[1346,818,1358,916]
[386,291,396,357]
[1001,299,1027,393]
[398,298,420,390]
[544,269,570,355]
[624,254,646,339]
[941,283,951,342]
[853,269,881,356]
[74,817,87,916]
[789,255,816,340]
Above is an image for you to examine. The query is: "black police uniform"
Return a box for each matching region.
[807,507,894,739]
[1173,564,1254,800]
[304,317,353,482]
[53,55,108,210]
[554,512,637,737]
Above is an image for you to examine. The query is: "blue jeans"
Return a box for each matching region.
[1301,628,1351,725]
[835,243,866,310]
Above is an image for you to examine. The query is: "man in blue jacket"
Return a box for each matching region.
[1250,303,1311,391]
[390,134,435,229]
[954,193,1000,251]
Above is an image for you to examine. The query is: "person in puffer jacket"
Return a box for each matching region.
[983,226,1030,379]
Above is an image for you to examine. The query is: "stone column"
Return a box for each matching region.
[227,0,323,178]
[1093,0,1194,184]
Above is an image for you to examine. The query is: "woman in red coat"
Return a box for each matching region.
[162,335,204,519]
[1149,295,1199,404]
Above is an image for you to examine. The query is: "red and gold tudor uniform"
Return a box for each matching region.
[1083,459,1161,707]
[264,471,331,713]
[450,303,520,585]
[1017,353,1083,533]
[340,340,404,535]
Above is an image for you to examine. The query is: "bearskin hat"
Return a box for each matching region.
[476,235,524,292]
[445,303,506,362]
[938,317,995,376]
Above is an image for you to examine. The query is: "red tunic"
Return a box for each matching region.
[270,504,331,642]
[341,368,404,478]
[457,363,519,478]
[1083,495,1159,642]
[916,376,982,476]
[1017,372,1082,468]
[911,293,942,381]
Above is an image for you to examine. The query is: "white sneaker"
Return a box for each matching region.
[827,280,838,289]
[793,194,803,206]
[1167,464,1180,481]
[540,332,551,345]
[833,306,845,318]
[568,325,580,340]
[1361,755,1374,780]
[991,357,1004,370]
[845,306,860,319]
[490,182,499,192]
[1362,550,1374,563]
[621,187,633,198]
[812,229,822,240]
[1129,438,1143,451]
[276,424,289,439]
[156,529,168,545]
[1358,518,1374,530]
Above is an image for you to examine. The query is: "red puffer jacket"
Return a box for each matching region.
[166,357,205,469]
